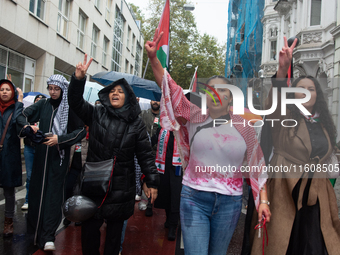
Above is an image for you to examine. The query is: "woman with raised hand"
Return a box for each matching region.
[0,76,23,237]
[68,55,159,255]
[250,37,340,254]
[145,28,271,255]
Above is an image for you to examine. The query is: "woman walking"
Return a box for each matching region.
[0,77,23,237]
[145,29,271,255]
[17,74,86,251]
[68,55,159,255]
[250,37,340,255]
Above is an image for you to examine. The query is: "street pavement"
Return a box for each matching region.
[0,155,340,254]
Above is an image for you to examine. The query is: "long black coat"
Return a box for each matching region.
[17,98,86,248]
[0,82,23,187]
[68,74,159,220]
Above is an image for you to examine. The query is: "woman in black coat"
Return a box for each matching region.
[68,55,159,255]
[16,74,86,251]
[0,78,23,237]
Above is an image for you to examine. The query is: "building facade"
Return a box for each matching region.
[261,0,340,138]
[0,0,144,95]
[331,0,340,141]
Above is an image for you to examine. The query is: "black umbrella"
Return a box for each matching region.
[92,71,161,101]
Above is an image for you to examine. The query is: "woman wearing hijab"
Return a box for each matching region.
[17,74,86,251]
[68,55,159,255]
[0,77,23,237]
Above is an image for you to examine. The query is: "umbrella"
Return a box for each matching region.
[92,71,162,101]
[23,92,50,108]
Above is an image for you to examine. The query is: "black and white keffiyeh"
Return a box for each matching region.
[47,74,69,165]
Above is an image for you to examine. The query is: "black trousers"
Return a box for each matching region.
[81,217,124,255]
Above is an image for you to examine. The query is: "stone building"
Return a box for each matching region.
[261,0,340,136]
[0,0,144,95]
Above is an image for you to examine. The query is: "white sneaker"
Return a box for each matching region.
[44,242,56,251]
[135,195,141,201]
[21,203,28,210]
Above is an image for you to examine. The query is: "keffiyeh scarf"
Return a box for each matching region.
[47,74,69,165]
[160,70,267,210]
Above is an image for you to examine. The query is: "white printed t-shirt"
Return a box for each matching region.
[183,116,247,196]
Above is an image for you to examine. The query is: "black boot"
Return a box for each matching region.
[63,218,71,226]
[145,200,153,217]
[168,225,177,241]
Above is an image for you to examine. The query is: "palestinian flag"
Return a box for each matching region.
[157,0,170,69]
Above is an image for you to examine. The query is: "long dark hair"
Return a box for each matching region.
[288,75,336,147]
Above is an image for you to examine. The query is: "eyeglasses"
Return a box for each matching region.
[48,87,61,92]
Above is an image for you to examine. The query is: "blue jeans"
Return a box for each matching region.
[120,219,128,253]
[24,145,35,203]
[180,185,242,255]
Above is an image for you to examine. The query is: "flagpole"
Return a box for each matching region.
[189,66,198,91]
[143,58,149,79]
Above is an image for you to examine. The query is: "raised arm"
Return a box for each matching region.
[68,54,95,125]
[145,28,165,87]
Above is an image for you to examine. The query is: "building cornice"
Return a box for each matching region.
[330,24,340,39]
[274,0,293,16]
[261,13,280,24]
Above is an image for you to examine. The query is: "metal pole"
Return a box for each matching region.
[143,58,149,79]
[260,77,264,110]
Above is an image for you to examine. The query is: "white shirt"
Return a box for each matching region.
[183,117,247,195]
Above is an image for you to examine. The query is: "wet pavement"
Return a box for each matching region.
[0,155,339,254]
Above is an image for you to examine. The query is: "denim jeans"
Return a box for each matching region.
[180,185,242,255]
[24,145,35,203]
[120,219,128,253]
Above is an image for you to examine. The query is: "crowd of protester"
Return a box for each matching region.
[0,27,339,255]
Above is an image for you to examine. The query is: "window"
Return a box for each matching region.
[270,27,278,37]
[91,26,99,59]
[57,0,70,38]
[77,12,86,49]
[105,0,112,23]
[111,7,124,72]
[95,0,100,10]
[127,26,131,49]
[103,37,109,67]
[134,42,142,76]
[29,0,46,20]
[0,46,36,92]
[270,40,277,61]
[125,60,129,73]
[130,64,133,75]
[132,34,135,54]
[310,0,322,26]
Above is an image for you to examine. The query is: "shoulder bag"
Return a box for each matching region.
[81,126,128,208]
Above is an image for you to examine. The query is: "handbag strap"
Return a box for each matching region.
[0,112,13,150]
[98,125,128,208]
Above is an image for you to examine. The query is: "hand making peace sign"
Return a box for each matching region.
[75,54,93,80]
[277,36,298,78]
[145,28,164,60]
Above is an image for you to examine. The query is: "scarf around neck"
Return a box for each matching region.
[47,74,70,165]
